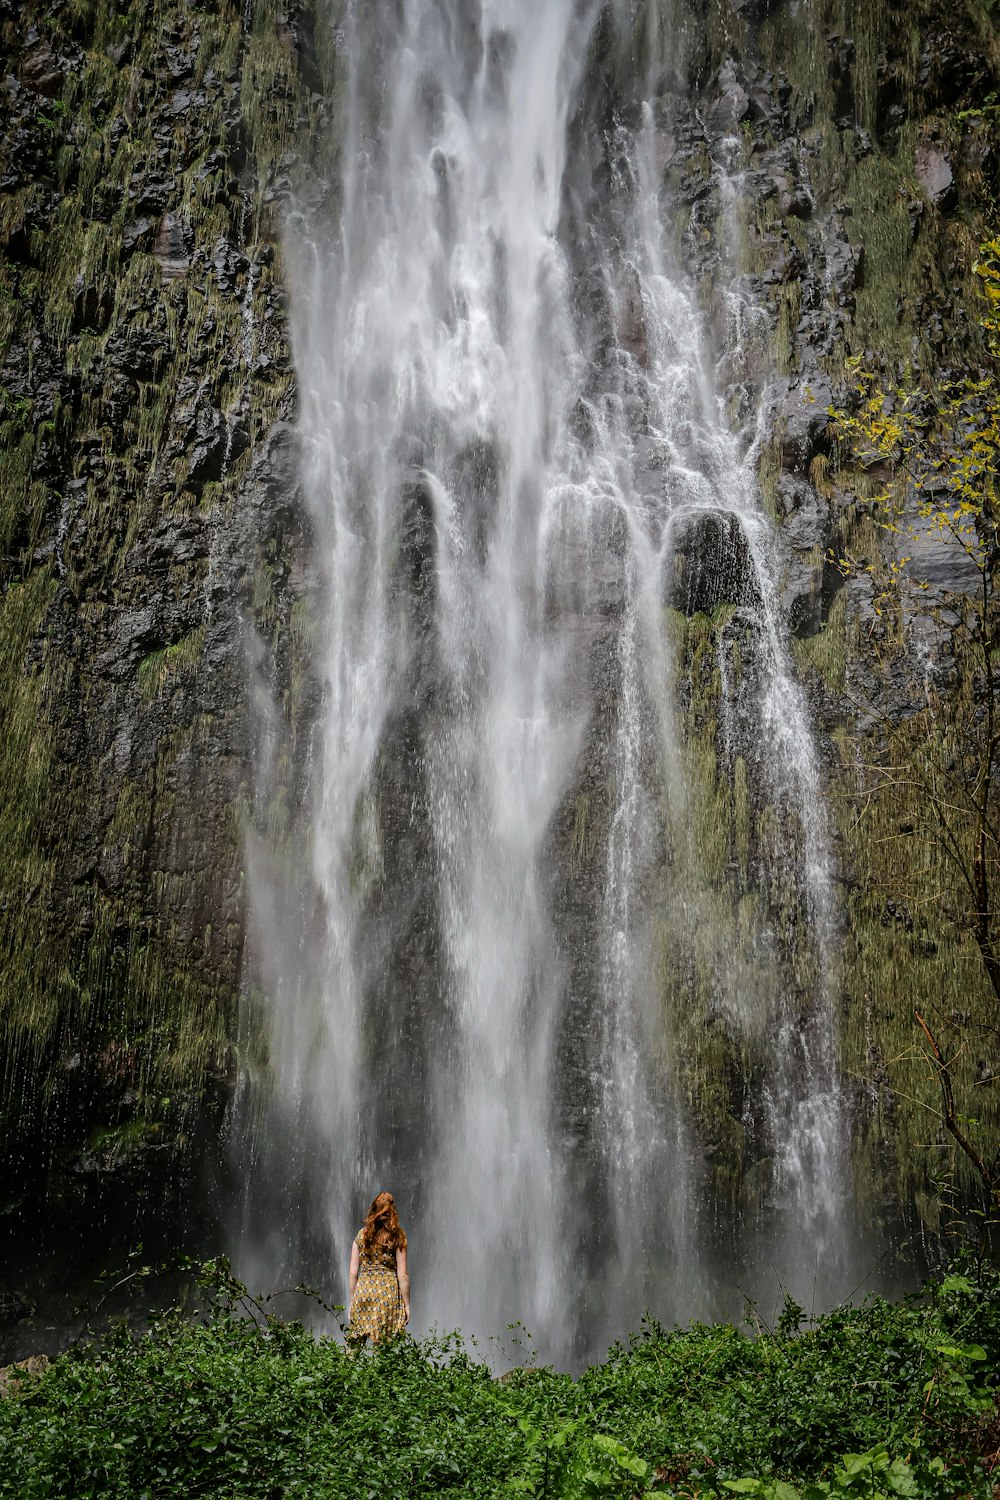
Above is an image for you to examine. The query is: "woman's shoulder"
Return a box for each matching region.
[354,1228,364,1247]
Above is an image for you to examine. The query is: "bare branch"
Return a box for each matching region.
[914,1011,1000,1207]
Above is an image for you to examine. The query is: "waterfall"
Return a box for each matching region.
[238,0,856,1363]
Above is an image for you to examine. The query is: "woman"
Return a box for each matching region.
[348,1190,410,1344]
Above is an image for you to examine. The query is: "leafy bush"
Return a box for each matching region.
[1,1261,997,1499]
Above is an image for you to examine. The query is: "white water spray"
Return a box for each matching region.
[241,0,854,1362]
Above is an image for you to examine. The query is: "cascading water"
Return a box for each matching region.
[238,0,859,1363]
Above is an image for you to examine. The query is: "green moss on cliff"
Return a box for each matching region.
[0,570,62,1076]
[650,609,832,1222]
[794,589,848,690]
[750,0,999,368]
[139,628,206,703]
[0,0,317,1184]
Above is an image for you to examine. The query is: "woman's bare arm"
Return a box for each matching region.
[349,1240,360,1302]
[396,1245,410,1324]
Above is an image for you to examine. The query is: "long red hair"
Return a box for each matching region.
[361,1190,407,1257]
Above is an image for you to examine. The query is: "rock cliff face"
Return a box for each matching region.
[709,0,1000,1241]
[624,0,1000,1247]
[0,0,321,1283]
[0,0,998,1328]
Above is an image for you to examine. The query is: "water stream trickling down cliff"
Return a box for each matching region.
[237,0,860,1364]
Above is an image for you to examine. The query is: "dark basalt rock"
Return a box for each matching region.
[154,212,191,279]
[729,0,783,20]
[20,29,63,97]
[667,509,763,616]
[773,376,833,470]
[917,25,991,110]
[708,59,750,131]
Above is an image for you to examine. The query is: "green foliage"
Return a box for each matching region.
[1,1262,998,1500]
[723,1450,955,1500]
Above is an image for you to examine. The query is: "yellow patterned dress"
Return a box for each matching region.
[349,1230,406,1343]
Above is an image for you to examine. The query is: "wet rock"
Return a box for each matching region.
[962,127,993,175]
[70,272,113,334]
[122,216,154,252]
[901,495,982,596]
[827,33,855,118]
[784,573,821,638]
[0,1291,34,1323]
[164,37,195,81]
[918,27,990,110]
[105,322,164,381]
[775,473,826,553]
[824,228,864,300]
[774,471,834,636]
[261,418,301,477]
[747,81,781,129]
[153,212,190,279]
[667,509,762,615]
[728,0,781,19]
[617,264,649,367]
[708,60,750,132]
[884,102,907,137]
[784,181,813,219]
[128,170,171,215]
[915,142,954,205]
[773,376,832,470]
[186,406,229,484]
[0,1354,49,1396]
[20,32,62,97]
[100,370,139,428]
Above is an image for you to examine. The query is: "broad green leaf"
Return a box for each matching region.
[841,1452,879,1476]
[885,1459,917,1496]
[592,1434,627,1456]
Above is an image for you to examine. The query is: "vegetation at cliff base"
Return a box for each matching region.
[2,1261,999,1499]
